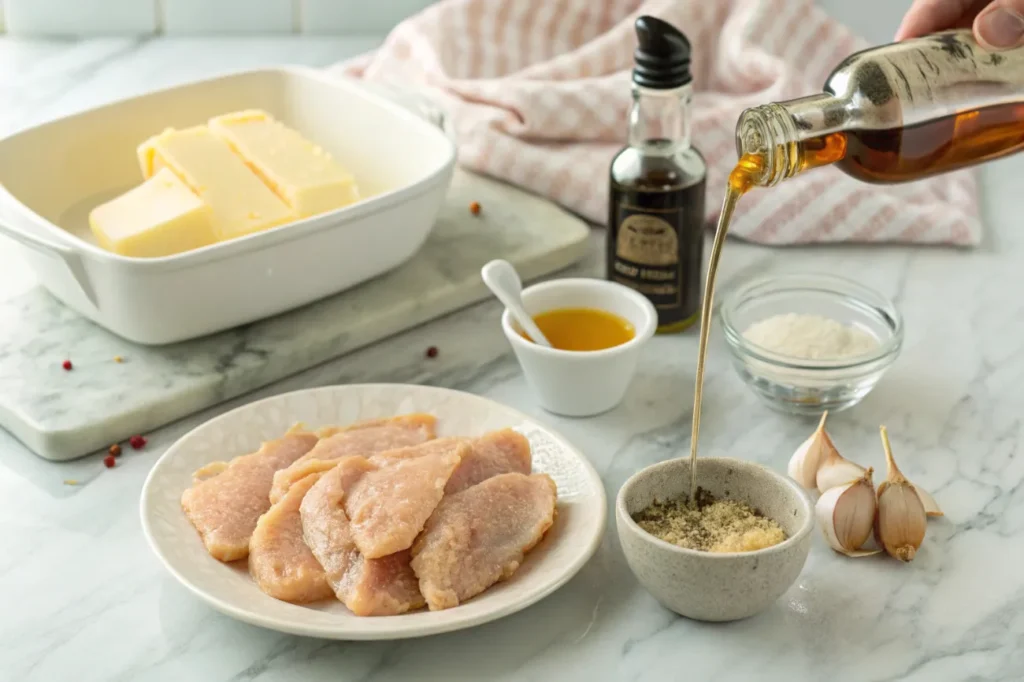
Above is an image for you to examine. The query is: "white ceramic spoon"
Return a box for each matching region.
[481,259,553,348]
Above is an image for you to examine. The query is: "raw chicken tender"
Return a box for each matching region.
[411,472,557,610]
[248,473,333,603]
[445,428,531,494]
[299,414,436,464]
[181,429,318,561]
[346,439,468,558]
[369,436,468,466]
[364,429,530,492]
[269,414,435,503]
[300,457,425,616]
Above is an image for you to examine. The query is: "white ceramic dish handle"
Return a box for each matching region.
[347,77,454,141]
[0,217,97,305]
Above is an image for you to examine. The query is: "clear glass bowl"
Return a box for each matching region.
[719,273,903,415]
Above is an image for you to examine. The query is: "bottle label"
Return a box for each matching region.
[611,209,682,308]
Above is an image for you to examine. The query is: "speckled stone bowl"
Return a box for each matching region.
[616,457,814,622]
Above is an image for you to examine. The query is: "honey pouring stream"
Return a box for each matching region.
[688,154,760,501]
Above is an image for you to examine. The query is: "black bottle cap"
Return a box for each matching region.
[632,16,692,89]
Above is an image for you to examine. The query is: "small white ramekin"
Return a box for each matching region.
[501,278,657,417]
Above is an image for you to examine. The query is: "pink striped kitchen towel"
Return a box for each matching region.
[332,0,981,246]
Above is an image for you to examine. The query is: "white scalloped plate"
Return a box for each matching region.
[140,384,606,640]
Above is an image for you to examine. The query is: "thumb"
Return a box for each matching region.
[974,0,1024,49]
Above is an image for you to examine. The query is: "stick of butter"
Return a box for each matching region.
[138,126,296,241]
[208,110,360,218]
[89,168,217,258]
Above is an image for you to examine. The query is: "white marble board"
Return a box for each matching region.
[0,169,590,461]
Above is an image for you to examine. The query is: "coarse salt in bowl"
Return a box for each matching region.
[719,273,903,415]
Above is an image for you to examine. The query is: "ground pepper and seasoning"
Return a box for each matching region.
[633,488,786,553]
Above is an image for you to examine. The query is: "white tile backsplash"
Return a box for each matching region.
[300,0,435,34]
[162,0,295,34]
[5,0,157,36]
[0,0,433,35]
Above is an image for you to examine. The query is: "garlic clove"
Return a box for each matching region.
[815,470,876,554]
[816,446,869,493]
[916,486,944,517]
[788,411,840,489]
[875,426,928,562]
[836,547,883,558]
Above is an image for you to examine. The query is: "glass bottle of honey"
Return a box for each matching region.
[607,16,706,334]
[733,29,1024,188]
[687,32,1024,494]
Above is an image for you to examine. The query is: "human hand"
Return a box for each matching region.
[895,0,1024,49]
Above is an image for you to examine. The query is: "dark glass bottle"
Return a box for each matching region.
[607,16,706,333]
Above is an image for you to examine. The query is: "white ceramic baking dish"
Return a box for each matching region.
[0,68,456,344]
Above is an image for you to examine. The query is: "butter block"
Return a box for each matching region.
[89,168,217,258]
[138,126,296,241]
[208,110,360,218]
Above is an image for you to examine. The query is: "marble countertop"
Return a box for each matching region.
[3,25,1024,682]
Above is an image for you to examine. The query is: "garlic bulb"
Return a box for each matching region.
[815,469,879,556]
[916,486,944,517]
[816,446,869,493]
[788,411,840,489]
[875,426,928,562]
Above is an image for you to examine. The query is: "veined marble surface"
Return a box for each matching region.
[3,25,1024,682]
[0,167,589,461]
